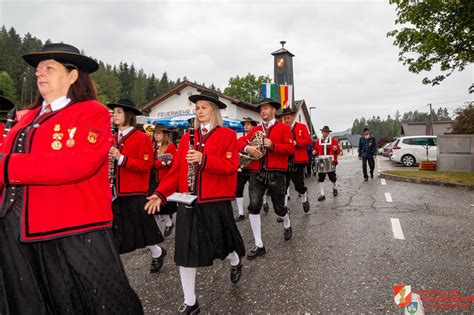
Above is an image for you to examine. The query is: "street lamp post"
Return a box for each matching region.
[309,107,316,137]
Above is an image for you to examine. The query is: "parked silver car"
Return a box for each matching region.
[390,136,437,166]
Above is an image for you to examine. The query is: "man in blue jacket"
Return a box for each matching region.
[358,127,377,181]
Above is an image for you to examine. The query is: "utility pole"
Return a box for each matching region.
[429,103,434,135]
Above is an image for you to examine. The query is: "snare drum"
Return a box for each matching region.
[316,156,336,173]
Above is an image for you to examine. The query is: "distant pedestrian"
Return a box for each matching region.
[358,127,377,181]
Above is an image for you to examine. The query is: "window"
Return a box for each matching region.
[412,138,429,146]
[428,138,437,146]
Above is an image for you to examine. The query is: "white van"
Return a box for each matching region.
[390,136,437,166]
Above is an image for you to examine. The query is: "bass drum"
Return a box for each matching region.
[316,156,336,173]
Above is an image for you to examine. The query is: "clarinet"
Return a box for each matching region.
[187,118,195,194]
[3,108,17,140]
[109,111,116,188]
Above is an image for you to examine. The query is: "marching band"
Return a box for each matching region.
[0,42,342,315]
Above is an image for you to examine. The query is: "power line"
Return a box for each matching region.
[430,98,473,105]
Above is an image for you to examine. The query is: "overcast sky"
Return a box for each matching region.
[2,0,473,132]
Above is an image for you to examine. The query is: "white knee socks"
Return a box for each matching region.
[179,266,197,306]
[319,182,325,196]
[225,251,240,266]
[300,191,308,203]
[333,181,337,189]
[236,197,244,216]
[249,213,263,248]
[147,245,163,258]
[163,214,173,227]
[282,214,291,229]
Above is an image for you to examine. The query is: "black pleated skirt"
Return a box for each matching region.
[0,210,143,315]
[174,201,246,267]
[148,177,177,216]
[112,195,164,254]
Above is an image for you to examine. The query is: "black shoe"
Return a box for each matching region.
[333,189,338,197]
[276,216,283,223]
[230,262,242,283]
[364,177,368,182]
[164,224,174,237]
[150,248,167,273]
[284,226,293,241]
[247,245,266,260]
[303,200,310,213]
[177,300,200,314]
[318,195,326,201]
[370,172,374,179]
[262,203,269,213]
[234,215,245,222]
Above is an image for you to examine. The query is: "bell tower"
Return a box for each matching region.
[272,41,295,106]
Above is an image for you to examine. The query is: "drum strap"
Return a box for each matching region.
[321,137,332,155]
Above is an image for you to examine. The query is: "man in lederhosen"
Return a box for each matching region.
[238,98,295,260]
[312,125,340,201]
[280,107,312,213]
[235,117,258,222]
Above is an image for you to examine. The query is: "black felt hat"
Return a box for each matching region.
[279,107,297,116]
[320,125,332,132]
[258,98,281,110]
[154,124,172,133]
[363,127,370,132]
[107,99,142,115]
[22,43,99,73]
[189,90,227,109]
[0,89,15,111]
[240,117,258,126]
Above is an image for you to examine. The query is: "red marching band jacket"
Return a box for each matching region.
[155,126,238,204]
[154,142,177,182]
[290,122,311,164]
[115,128,153,196]
[0,100,113,242]
[237,122,295,172]
[313,137,341,165]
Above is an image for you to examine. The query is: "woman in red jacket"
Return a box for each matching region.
[151,124,177,237]
[108,99,166,273]
[145,90,245,314]
[0,43,142,314]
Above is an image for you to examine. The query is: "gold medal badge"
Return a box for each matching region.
[66,127,77,147]
[51,141,62,150]
[51,131,64,150]
[66,139,75,147]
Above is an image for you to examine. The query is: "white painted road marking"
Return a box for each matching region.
[391,218,405,240]
[385,192,393,202]
[381,179,386,185]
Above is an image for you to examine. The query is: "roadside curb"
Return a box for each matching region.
[379,172,474,190]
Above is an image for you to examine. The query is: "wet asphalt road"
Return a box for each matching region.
[121,153,473,314]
